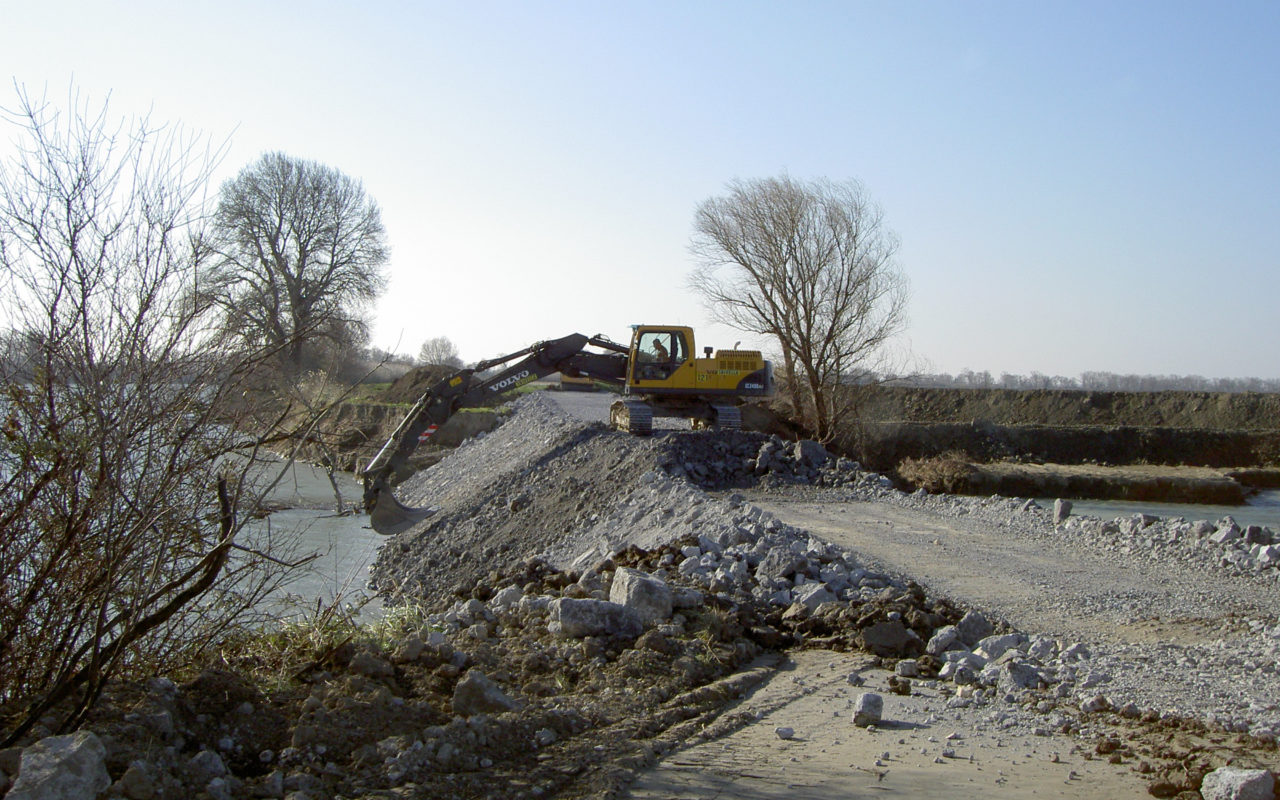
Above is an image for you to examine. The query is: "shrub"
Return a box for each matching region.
[896,451,976,494]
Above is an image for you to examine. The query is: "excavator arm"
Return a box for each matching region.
[361,333,626,534]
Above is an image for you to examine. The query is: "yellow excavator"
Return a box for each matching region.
[361,324,771,534]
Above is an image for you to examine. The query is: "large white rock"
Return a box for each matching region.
[1053,498,1072,525]
[925,625,963,655]
[1257,544,1280,568]
[548,597,642,639]
[1199,767,1274,800]
[791,582,836,612]
[955,610,993,645]
[974,632,1026,661]
[994,661,1046,693]
[7,731,110,800]
[793,440,828,469]
[609,568,673,626]
[852,693,883,727]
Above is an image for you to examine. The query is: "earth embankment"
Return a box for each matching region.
[833,386,1280,501]
[850,386,1280,429]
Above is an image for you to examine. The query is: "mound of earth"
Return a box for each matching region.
[380,364,458,405]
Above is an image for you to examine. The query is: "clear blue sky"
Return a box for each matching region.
[4,1,1277,379]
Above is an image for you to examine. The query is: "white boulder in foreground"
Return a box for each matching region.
[1199,767,1274,800]
[7,731,110,800]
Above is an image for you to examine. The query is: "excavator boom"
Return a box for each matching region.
[361,333,626,534]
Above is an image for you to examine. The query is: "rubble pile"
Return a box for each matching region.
[658,431,876,490]
[1057,510,1280,580]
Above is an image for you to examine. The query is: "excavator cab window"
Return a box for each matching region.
[635,330,687,381]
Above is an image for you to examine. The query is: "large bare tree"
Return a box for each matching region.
[0,86,313,744]
[204,152,389,371]
[418,335,463,367]
[690,176,908,440]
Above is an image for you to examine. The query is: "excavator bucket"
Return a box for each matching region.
[368,490,437,536]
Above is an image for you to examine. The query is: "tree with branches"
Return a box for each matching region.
[418,335,463,367]
[203,152,389,372]
[689,175,908,440]
[0,86,316,744]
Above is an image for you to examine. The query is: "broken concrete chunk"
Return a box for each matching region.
[1199,767,1274,800]
[853,693,883,727]
[993,661,1046,692]
[1078,694,1111,713]
[1258,544,1280,567]
[547,597,642,639]
[7,732,110,800]
[925,624,964,655]
[489,585,524,611]
[452,669,521,716]
[455,598,495,626]
[955,610,993,646]
[1242,526,1272,546]
[608,567,673,626]
[791,582,836,612]
[1053,498,1072,525]
[973,632,1026,661]
[793,439,828,469]
[1210,526,1244,545]
[671,587,705,609]
[754,549,803,583]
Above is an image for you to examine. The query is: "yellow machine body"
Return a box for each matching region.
[625,325,771,398]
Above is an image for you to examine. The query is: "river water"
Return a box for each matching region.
[1052,489,1280,530]
[254,460,387,620]
[251,458,1280,622]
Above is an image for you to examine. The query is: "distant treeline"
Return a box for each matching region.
[876,370,1280,393]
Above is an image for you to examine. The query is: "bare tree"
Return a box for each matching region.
[0,86,313,744]
[203,152,389,372]
[418,335,463,367]
[690,176,909,440]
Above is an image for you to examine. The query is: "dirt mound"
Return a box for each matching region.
[380,364,458,405]
[372,426,666,606]
[370,399,867,607]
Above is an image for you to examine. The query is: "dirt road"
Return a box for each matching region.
[626,650,1150,800]
[743,491,1272,647]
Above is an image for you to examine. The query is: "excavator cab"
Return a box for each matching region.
[625,325,771,398]
[631,328,691,383]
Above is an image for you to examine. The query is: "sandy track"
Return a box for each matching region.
[742,492,1268,647]
[626,650,1150,799]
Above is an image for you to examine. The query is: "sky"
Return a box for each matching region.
[3,1,1278,379]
